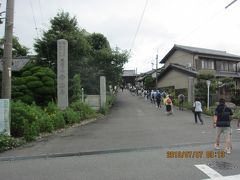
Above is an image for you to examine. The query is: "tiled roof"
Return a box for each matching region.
[0,57,30,71]
[122,70,136,77]
[158,63,240,80]
[161,44,240,63]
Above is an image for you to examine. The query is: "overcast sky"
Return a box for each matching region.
[0,0,239,73]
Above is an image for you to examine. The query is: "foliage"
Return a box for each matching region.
[34,11,128,95]
[11,101,53,141]
[70,101,97,120]
[70,74,83,102]
[44,102,65,129]
[194,73,217,106]
[87,33,110,51]
[63,107,80,124]
[231,89,240,106]
[99,95,116,115]
[0,36,29,57]
[12,64,56,106]
[10,99,99,143]
[0,135,24,153]
[144,75,155,90]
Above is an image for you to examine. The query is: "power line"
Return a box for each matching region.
[38,0,44,26]
[29,0,39,36]
[225,0,238,9]
[129,0,149,54]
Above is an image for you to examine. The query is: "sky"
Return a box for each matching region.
[0,0,240,73]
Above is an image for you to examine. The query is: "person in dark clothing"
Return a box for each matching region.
[213,98,233,154]
[178,94,185,110]
[156,90,162,109]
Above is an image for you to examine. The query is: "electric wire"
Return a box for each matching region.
[29,0,39,37]
[129,0,149,54]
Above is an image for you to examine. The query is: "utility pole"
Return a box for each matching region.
[155,51,158,90]
[1,0,14,99]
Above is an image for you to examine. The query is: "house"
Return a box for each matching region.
[136,68,164,89]
[0,57,30,71]
[157,44,240,102]
[0,57,31,95]
[122,70,137,87]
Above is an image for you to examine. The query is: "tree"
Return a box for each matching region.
[0,36,29,57]
[144,75,155,90]
[195,73,217,106]
[87,33,110,51]
[34,11,128,95]
[12,64,56,106]
[70,74,82,102]
[34,11,91,73]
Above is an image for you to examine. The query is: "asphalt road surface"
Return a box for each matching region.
[0,89,240,180]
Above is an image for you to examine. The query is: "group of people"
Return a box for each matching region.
[142,89,176,115]
[128,88,235,154]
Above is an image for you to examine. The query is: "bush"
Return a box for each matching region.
[63,107,80,124]
[11,101,53,141]
[0,135,24,152]
[233,108,240,119]
[11,101,29,137]
[99,95,116,115]
[51,111,65,129]
[45,102,65,129]
[70,101,96,120]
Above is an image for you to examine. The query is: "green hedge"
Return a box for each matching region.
[10,101,97,142]
[1,100,102,152]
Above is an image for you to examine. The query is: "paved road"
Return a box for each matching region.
[0,90,240,180]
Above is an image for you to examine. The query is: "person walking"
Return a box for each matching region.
[178,94,185,110]
[193,98,204,124]
[213,98,233,154]
[164,95,173,115]
[156,90,162,109]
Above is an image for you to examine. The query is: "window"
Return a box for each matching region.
[218,61,236,72]
[201,60,214,69]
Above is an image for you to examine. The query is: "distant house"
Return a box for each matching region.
[0,57,30,72]
[136,68,163,89]
[122,70,137,86]
[157,44,240,102]
[0,56,31,95]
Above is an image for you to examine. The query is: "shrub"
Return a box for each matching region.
[70,101,96,120]
[23,121,39,141]
[63,107,80,124]
[45,102,65,129]
[99,95,116,115]
[11,101,53,141]
[11,101,29,137]
[0,135,24,152]
[51,111,65,129]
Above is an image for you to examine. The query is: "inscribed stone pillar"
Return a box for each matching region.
[57,39,68,110]
[100,76,106,108]
[188,77,194,103]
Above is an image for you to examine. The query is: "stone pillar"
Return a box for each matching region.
[188,77,194,103]
[0,99,10,135]
[57,39,68,110]
[100,76,106,108]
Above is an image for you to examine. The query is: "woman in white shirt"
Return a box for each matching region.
[193,98,204,125]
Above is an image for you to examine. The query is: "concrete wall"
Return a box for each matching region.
[157,69,189,89]
[165,50,194,67]
[85,95,100,110]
